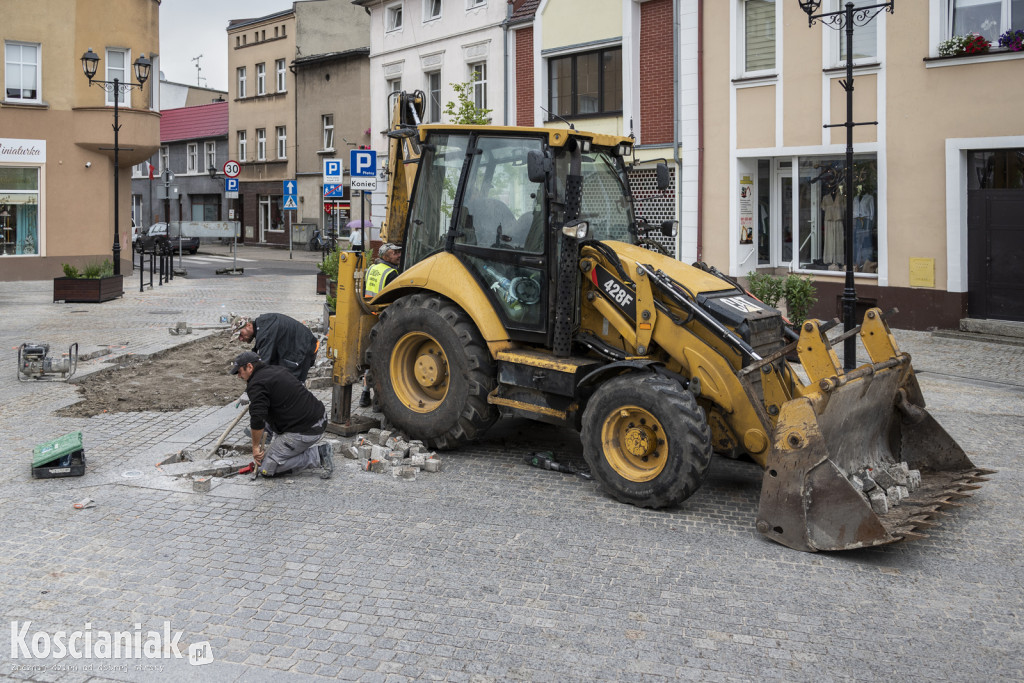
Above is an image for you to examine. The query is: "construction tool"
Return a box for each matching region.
[205,396,249,459]
[18,343,78,382]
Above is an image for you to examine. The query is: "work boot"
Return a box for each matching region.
[359,389,371,408]
[318,443,334,480]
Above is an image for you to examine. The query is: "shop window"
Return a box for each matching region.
[0,167,40,256]
[190,194,221,221]
[797,154,877,274]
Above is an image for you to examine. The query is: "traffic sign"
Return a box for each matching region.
[283,179,298,211]
[323,159,343,184]
[225,177,239,199]
[323,184,345,198]
[350,150,377,191]
[223,160,241,178]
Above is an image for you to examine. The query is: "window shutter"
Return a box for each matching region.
[745,0,776,72]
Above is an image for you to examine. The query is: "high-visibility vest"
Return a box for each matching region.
[364,262,397,298]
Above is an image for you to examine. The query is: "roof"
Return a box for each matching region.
[160,101,229,143]
[228,9,294,31]
[509,0,541,23]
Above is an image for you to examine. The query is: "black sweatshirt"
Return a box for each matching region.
[246,364,325,435]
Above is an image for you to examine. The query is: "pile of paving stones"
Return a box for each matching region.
[342,428,442,481]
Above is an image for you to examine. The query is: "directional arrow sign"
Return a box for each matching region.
[283,179,298,211]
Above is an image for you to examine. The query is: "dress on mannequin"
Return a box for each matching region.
[821,188,845,265]
[853,193,875,264]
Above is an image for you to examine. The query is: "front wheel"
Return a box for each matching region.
[367,294,498,450]
[308,237,319,252]
[581,373,712,509]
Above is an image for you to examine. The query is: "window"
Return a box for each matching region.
[256,63,266,95]
[427,71,441,122]
[205,141,217,173]
[387,3,404,31]
[548,48,622,117]
[237,131,247,162]
[277,126,287,159]
[0,167,40,256]
[425,0,441,20]
[796,154,877,273]
[256,128,266,161]
[742,0,776,73]
[190,195,221,221]
[949,0,1023,42]
[4,42,40,102]
[322,114,335,150]
[276,59,286,91]
[105,48,128,105]
[160,146,170,174]
[187,143,198,173]
[467,0,486,7]
[470,62,487,110]
[833,1,878,63]
[387,77,402,94]
[237,67,247,98]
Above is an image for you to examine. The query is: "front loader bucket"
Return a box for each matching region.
[755,313,992,552]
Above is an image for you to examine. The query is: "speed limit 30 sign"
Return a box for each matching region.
[223,160,241,178]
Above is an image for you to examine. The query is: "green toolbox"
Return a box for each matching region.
[32,431,86,478]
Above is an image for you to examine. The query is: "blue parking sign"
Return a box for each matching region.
[350,150,377,190]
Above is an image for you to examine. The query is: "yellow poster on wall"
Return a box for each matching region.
[909,257,935,288]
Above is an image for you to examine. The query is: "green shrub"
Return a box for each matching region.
[746,272,785,308]
[61,263,81,279]
[318,248,343,278]
[80,260,114,279]
[783,274,818,326]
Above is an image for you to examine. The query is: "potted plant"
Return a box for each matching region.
[53,260,124,303]
[317,248,342,295]
[938,33,992,57]
[998,28,1024,52]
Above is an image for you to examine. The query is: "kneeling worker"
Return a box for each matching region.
[229,351,333,479]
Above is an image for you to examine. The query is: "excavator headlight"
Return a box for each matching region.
[563,221,590,240]
[616,143,631,157]
[580,139,591,153]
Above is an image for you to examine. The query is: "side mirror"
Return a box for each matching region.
[527,151,551,183]
[656,162,670,191]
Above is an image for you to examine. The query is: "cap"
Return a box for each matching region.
[229,351,261,374]
[378,243,402,258]
[230,316,251,339]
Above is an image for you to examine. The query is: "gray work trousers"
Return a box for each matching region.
[260,431,323,476]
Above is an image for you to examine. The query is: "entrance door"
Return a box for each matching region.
[967,189,1024,321]
[777,163,794,265]
[259,195,271,243]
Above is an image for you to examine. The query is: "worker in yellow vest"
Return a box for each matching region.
[360,243,402,406]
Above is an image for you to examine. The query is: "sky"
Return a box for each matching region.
[159,0,295,92]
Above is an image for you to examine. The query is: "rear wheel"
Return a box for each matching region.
[368,294,498,449]
[581,373,712,508]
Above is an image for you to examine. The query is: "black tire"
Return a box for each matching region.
[367,294,498,450]
[308,237,319,252]
[581,373,712,509]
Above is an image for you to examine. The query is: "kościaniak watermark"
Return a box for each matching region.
[10,621,213,666]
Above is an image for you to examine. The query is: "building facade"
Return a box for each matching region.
[0,0,160,280]
[705,0,1024,329]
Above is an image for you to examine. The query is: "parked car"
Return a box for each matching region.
[134,223,199,254]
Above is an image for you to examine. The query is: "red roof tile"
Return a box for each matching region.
[160,101,229,143]
[510,0,541,22]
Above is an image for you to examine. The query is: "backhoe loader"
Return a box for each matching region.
[325,91,989,552]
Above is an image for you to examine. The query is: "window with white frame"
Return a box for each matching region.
[425,0,441,20]
[4,41,40,102]
[256,63,266,95]
[187,143,198,173]
[237,67,247,98]
[132,162,145,178]
[276,59,286,91]
[467,0,486,7]
[160,146,170,174]
[322,114,335,150]
[237,131,247,161]
[948,0,1023,42]
[277,126,287,159]
[105,47,128,105]
[831,0,879,64]
[427,71,442,122]
[205,141,216,172]
[470,62,487,110]
[256,128,266,161]
[742,0,776,74]
[387,3,404,31]
[387,77,402,94]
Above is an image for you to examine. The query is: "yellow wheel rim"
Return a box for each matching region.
[601,405,667,482]
[390,331,450,413]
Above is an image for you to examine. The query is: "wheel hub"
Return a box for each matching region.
[415,352,442,388]
[601,406,667,482]
[623,426,655,458]
[391,332,449,412]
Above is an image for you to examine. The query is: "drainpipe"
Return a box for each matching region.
[673,0,682,259]
[696,0,704,261]
[504,1,512,126]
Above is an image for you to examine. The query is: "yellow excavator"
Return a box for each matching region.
[325,91,990,552]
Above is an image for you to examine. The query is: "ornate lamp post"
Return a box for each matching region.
[81,48,151,276]
[798,1,893,371]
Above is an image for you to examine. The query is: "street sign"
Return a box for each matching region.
[350,150,377,191]
[323,183,345,198]
[225,177,239,199]
[223,160,241,178]
[323,159,343,184]
[283,179,298,211]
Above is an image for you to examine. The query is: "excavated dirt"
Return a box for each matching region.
[55,331,244,417]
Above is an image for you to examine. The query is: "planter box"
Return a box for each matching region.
[53,275,124,303]
[316,271,328,295]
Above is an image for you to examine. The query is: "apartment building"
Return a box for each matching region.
[705,0,1024,329]
[0,0,160,280]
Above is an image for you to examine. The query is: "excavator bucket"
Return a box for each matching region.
[755,310,992,552]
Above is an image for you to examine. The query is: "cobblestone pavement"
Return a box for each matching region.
[0,266,1021,682]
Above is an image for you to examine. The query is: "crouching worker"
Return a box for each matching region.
[229,351,334,479]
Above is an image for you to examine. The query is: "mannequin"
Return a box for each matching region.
[821,180,845,266]
[853,186,875,265]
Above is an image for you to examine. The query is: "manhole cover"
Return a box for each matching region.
[122,470,143,478]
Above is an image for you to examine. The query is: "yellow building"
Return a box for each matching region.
[705,0,1024,329]
[0,0,160,280]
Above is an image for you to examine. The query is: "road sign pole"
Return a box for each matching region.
[360,190,366,256]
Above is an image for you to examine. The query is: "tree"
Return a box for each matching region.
[443,73,492,125]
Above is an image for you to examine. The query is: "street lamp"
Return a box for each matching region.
[798,1,893,371]
[208,164,219,178]
[81,47,151,276]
